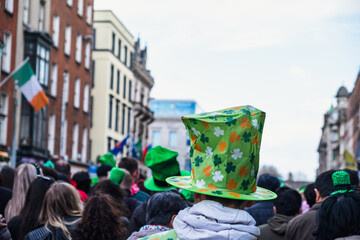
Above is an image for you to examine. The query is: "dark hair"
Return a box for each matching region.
[72,171,91,194]
[18,176,55,240]
[304,183,316,207]
[313,192,360,239]
[54,160,71,176]
[274,187,301,216]
[0,166,15,190]
[204,194,245,209]
[118,157,138,175]
[96,164,113,177]
[146,190,188,226]
[257,174,280,192]
[315,170,336,198]
[92,180,130,218]
[342,169,359,187]
[75,194,127,240]
[41,166,59,180]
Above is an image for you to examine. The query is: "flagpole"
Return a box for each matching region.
[9,80,18,167]
[0,57,29,89]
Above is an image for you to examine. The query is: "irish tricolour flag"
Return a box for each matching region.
[12,61,49,112]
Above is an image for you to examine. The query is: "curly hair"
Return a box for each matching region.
[75,194,127,240]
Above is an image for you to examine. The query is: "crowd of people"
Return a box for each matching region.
[0,105,359,240]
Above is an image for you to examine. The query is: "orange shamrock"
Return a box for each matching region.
[201,121,210,130]
[226,179,238,191]
[177,183,185,186]
[229,131,240,143]
[260,113,265,118]
[195,143,202,152]
[233,106,242,110]
[251,112,257,116]
[238,166,248,177]
[239,117,251,129]
[202,164,212,177]
[251,183,256,192]
[208,184,218,190]
[191,135,196,144]
[252,135,259,145]
[218,141,227,152]
[229,192,240,198]
[199,189,209,192]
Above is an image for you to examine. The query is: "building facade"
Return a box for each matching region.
[148,100,196,170]
[90,10,134,161]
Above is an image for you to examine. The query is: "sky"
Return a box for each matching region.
[94,0,360,181]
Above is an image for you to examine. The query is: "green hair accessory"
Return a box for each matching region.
[330,171,354,196]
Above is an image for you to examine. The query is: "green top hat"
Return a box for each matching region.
[166,105,277,201]
[109,167,125,185]
[99,153,116,167]
[330,170,354,196]
[144,146,190,191]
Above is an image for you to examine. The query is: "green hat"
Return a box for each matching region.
[91,176,99,187]
[144,146,190,191]
[43,160,54,168]
[166,105,277,201]
[109,168,125,185]
[99,153,116,167]
[330,170,354,196]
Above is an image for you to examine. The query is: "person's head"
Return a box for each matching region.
[342,169,360,189]
[118,157,138,182]
[18,176,55,240]
[146,190,189,227]
[40,166,58,180]
[5,163,37,221]
[120,168,132,191]
[304,183,316,208]
[314,170,336,202]
[75,194,127,240]
[40,182,83,239]
[194,193,251,210]
[273,187,302,217]
[0,166,15,190]
[96,164,113,181]
[54,160,71,178]
[72,171,91,194]
[257,174,281,193]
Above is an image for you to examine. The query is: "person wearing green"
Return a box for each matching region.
[140,105,277,240]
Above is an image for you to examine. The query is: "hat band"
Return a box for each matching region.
[153,170,181,187]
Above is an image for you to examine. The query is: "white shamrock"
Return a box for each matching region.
[212,171,224,182]
[191,127,200,137]
[248,106,256,112]
[231,149,243,160]
[205,146,213,158]
[252,119,259,129]
[213,127,224,137]
[210,112,221,117]
[251,166,255,176]
[196,179,206,189]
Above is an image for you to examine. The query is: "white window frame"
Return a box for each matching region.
[86,4,92,25]
[23,0,30,24]
[50,63,58,96]
[63,72,69,104]
[2,32,12,73]
[74,78,80,108]
[38,3,45,31]
[47,114,56,155]
[66,0,73,7]
[52,15,60,48]
[0,94,8,145]
[83,84,89,112]
[72,123,79,160]
[81,128,88,163]
[75,34,82,63]
[60,120,67,157]
[64,25,72,56]
[77,0,84,17]
[84,42,90,69]
[5,0,14,14]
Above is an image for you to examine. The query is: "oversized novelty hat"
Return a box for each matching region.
[144,146,190,191]
[166,105,277,200]
[99,153,116,167]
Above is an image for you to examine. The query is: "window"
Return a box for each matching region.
[116,70,120,94]
[332,149,338,161]
[115,100,119,131]
[128,80,132,102]
[84,42,91,69]
[91,61,95,88]
[0,94,8,145]
[124,46,128,66]
[75,34,82,63]
[5,0,14,14]
[52,15,60,47]
[66,0,73,7]
[92,29,96,49]
[23,0,30,24]
[77,0,84,17]
[81,128,88,162]
[123,75,126,99]
[74,78,80,108]
[332,130,339,142]
[72,123,79,160]
[86,4,92,25]
[121,104,126,134]
[38,3,45,31]
[60,120,67,156]
[32,107,47,149]
[50,63,58,96]
[64,26,72,56]
[107,137,112,152]
[83,84,89,112]
[169,131,177,147]
[152,130,160,147]
[90,96,93,127]
[2,32,12,73]
[127,107,131,134]
[63,72,69,104]
[108,95,113,129]
[111,33,115,53]
[36,44,50,87]
[110,64,114,89]
[117,40,121,59]
[48,114,56,155]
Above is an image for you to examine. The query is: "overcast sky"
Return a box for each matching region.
[95,0,360,181]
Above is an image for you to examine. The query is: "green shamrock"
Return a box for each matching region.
[214,155,222,167]
[242,132,251,142]
[189,118,198,124]
[259,123,264,133]
[190,148,194,158]
[241,179,250,190]
[225,117,237,126]
[241,109,250,115]
[212,191,223,195]
[225,162,236,173]
[194,156,203,167]
[223,110,234,115]
[200,134,209,144]
[250,153,255,164]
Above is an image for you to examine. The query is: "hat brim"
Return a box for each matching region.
[144,170,190,192]
[166,176,277,201]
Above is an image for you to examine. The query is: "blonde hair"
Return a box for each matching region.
[5,164,37,221]
[120,168,132,190]
[40,182,83,239]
